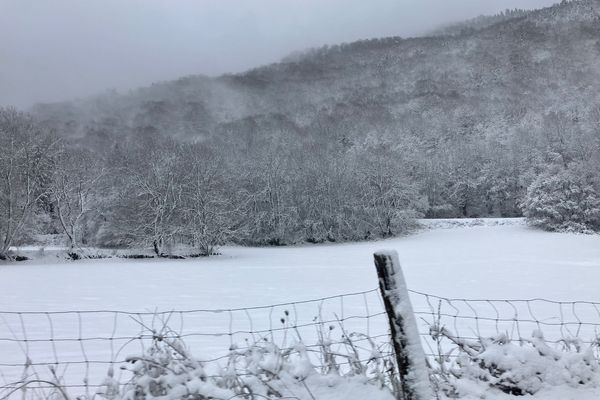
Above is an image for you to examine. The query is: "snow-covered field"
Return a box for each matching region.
[2,218,600,399]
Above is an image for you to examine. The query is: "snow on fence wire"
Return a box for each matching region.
[1,253,600,399]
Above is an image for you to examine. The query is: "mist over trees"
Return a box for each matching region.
[2,0,600,257]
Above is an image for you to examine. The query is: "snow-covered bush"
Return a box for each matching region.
[429,326,600,398]
[93,324,396,400]
[11,320,600,399]
[522,167,600,232]
[113,336,233,400]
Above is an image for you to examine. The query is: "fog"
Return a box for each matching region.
[1,0,558,108]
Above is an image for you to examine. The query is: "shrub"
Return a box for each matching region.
[522,168,600,232]
[101,324,396,400]
[429,326,600,397]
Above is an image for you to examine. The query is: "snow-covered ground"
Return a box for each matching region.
[2,218,600,399]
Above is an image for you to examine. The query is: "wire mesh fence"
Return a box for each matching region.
[0,288,393,399]
[409,290,600,361]
[2,286,600,399]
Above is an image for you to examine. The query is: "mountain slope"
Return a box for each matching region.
[34,0,600,140]
[24,0,600,246]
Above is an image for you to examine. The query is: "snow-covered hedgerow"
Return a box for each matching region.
[429,326,600,398]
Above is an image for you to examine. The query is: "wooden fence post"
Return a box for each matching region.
[374,250,432,400]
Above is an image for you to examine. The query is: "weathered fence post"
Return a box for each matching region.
[374,250,432,400]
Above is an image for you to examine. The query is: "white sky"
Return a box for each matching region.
[0,0,559,108]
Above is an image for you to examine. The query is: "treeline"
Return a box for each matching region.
[0,107,425,259]
[3,99,600,260]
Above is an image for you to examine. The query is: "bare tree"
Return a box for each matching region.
[50,147,105,253]
[118,140,186,256]
[181,145,245,256]
[357,146,423,237]
[0,108,56,259]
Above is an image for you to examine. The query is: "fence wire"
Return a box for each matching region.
[2,288,600,399]
[409,290,600,361]
[0,288,392,399]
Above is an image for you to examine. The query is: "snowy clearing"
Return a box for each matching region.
[6,218,600,309]
[2,219,600,399]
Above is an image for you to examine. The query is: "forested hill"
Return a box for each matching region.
[34,0,600,141]
[5,0,600,255]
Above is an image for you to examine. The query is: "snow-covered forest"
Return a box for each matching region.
[1,0,600,259]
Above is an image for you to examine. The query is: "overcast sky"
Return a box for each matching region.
[1,0,558,109]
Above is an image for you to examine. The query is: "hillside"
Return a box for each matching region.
[3,0,600,254]
[34,0,600,143]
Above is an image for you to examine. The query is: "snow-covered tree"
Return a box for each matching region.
[117,140,187,256]
[180,145,245,256]
[0,108,57,259]
[523,166,600,232]
[49,147,105,252]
